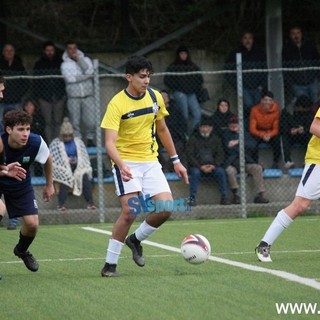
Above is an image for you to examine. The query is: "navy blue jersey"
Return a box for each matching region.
[0,132,48,188]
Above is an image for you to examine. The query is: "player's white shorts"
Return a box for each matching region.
[112,161,171,197]
[296,164,320,200]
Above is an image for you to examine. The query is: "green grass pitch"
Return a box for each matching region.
[1,216,320,320]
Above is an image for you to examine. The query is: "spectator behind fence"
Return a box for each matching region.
[186,116,230,206]
[225,32,267,122]
[158,90,187,172]
[0,43,30,116]
[281,95,313,169]
[282,26,320,104]
[210,98,235,138]
[249,91,282,169]
[22,99,46,177]
[222,115,269,204]
[49,117,96,212]
[33,41,66,143]
[164,44,203,133]
[61,41,95,147]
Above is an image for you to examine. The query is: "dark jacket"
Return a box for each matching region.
[210,109,235,138]
[164,63,203,94]
[186,129,225,168]
[0,56,30,104]
[33,54,66,101]
[225,44,267,90]
[222,129,257,170]
[282,37,320,85]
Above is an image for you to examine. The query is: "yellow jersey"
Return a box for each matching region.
[101,88,169,162]
[305,108,320,164]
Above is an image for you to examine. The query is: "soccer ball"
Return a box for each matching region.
[180,234,211,264]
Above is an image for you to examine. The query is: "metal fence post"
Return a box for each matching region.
[236,53,247,218]
[93,59,105,223]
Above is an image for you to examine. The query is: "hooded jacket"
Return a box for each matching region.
[60,49,94,98]
[186,128,225,168]
[249,101,280,138]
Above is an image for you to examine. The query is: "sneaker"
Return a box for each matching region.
[101,263,119,277]
[14,246,39,272]
[284,161,295,169]
[220,197,231,205]
[186,196,196,206]
[58,206,67,212]
[7,224,17,230]
[254,195,270,204]
[232,194,241,204]
[87,204,97,210]
[255,244,272,262]
[125,235,145,267]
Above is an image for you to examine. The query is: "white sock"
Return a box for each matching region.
[134,220,158,242]
[106,239,124,264]
[262,209,293,245]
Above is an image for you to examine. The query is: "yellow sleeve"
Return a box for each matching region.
[100,98,122,131]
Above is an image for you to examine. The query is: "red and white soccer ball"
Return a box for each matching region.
[180,234,211,264]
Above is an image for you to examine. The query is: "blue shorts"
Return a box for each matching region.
[0,184,38,218]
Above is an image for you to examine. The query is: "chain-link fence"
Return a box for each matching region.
[1,58,320,226]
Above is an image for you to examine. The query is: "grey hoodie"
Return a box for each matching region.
[61,49,94,98]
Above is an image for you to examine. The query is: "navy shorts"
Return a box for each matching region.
[1,184,38,218]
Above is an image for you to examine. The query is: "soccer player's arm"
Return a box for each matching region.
[42,154,55,201]
[309,114,320,137]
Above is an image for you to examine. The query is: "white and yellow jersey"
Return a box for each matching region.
[101,88,168,162]
[305,108,320,165]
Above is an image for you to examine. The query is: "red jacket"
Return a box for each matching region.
[249,101,280,138]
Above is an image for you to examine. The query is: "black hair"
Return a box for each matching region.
[42,40,55,50]
[125,56,153,75]
[217,98,230,110]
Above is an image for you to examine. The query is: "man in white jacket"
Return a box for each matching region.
[61,41,95,147]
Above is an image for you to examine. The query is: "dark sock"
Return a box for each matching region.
[130,233,140,244]
[259,240,269,247]
[16,232,35,252]
[0,215,3,223]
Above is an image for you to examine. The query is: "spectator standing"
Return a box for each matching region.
[225,32,267,123]
[282,26,320,104]
[249,91,281,169]
[158,90,188,172]
[49,118,96,211]
[33,41,66,144]
[61,41,95,146]
[0,43,29,116]
[222,115,269,204]
[186,116,230,206]
[210,98,235,138]
[281,95,313,169]
[164,45,203,133]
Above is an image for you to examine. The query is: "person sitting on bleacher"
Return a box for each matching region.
[222,115,269,204]
[249,90,281,169]
[281,95,313,169]
[49,117,96,212]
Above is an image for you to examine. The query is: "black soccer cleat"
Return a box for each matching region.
[101,263,119,277]
[14,246,39,272]
[125,235,145,267]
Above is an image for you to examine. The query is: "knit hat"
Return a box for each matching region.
[199,115,213,126]
[228,115,239,124]
[60,117,74,136]
[176,44,189,54]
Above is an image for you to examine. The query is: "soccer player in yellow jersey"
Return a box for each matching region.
[100,56,189,276]
[255,107,320,262]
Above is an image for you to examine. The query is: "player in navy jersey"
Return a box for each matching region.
[1,109,54,272]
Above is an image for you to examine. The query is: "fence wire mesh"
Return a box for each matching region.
[1,59,320,226]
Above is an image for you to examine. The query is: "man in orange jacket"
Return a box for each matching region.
[249,91,282,169]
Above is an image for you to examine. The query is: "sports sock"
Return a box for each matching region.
[16,232,35,252]
[261,209,293,245]
[106,238,124,265]
[134,220,158,242]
